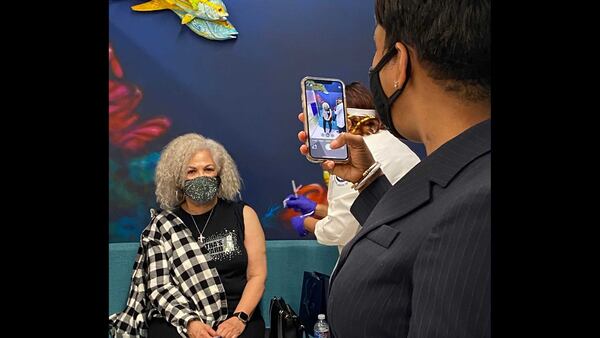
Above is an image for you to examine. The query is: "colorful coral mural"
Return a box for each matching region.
[109,0,412,241]
[109,43,172,241]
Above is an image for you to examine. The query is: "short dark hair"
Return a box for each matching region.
[345,82,375,109]
[375,0,490,101]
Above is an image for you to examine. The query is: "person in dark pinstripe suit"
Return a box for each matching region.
[297,1,490,336]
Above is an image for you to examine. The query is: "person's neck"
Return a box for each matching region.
[412,85,490,155]
[182,198,218,215]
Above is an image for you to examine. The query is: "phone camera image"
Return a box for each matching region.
[303,78,348,161]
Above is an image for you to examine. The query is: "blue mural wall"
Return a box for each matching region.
[109,0,426,242]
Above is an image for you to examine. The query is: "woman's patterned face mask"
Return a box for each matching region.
[183,176,221,204]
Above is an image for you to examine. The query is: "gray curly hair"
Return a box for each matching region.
[155,133,242,210]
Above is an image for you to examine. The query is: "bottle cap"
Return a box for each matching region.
[318,314,325,320]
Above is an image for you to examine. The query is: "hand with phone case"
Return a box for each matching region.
[300,76,349,163]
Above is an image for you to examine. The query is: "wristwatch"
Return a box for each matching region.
[232,311,249,324]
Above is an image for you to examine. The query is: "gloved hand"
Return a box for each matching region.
[291,214,309,237]
[283,194,317,215]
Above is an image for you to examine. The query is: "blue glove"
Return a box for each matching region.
[283,194,317,215]
[291,215,309,237]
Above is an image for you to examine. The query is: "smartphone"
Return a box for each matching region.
[301,76,349,163]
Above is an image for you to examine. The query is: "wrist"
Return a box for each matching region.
[303,216,317,233]
[352,161,381,190]
[314,203,327,218]
[357,168,383,192]
[231,311,249,325]
[186,316,202,330]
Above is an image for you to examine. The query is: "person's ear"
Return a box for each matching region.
[393,42,410,89]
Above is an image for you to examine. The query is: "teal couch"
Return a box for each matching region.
[109,240,339,327]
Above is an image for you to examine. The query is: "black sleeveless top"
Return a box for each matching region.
[174,199,256,317]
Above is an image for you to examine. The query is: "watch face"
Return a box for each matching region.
[237,312,249,322]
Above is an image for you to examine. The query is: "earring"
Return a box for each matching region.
[394,80,399,89]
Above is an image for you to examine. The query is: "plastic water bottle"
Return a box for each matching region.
[313,314,330,338]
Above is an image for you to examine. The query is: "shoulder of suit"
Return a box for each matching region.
[465,152,491,184]
[443,152,490,196]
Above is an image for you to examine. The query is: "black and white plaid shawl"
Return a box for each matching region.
[109,209,228,338]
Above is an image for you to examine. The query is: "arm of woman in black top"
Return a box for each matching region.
[216,205,267,338]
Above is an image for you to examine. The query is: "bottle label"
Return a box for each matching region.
[314,331,330,338]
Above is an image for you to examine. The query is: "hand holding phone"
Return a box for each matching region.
[300,76,349,163]
[297,113,378,185]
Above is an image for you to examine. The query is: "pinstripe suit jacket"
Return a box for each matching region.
[327,119,490,338]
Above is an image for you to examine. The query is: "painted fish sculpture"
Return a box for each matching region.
[172,9,238,40]
[131,0,238,40]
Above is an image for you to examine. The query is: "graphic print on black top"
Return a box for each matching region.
[203,228,243,262]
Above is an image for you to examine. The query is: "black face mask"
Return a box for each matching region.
[369,47,412,140]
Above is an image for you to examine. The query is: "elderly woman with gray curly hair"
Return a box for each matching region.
[109,133,267,338]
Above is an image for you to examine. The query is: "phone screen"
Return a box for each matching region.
[303,78,348,161]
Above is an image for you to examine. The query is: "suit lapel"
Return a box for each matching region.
[361,174,431,234]
[332,166,431,281]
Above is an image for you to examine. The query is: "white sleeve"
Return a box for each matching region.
[367,131,420,185]
[314,181,361,246]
